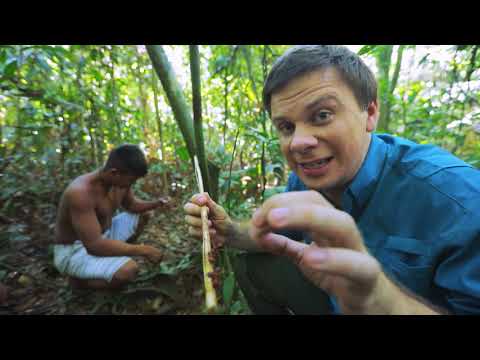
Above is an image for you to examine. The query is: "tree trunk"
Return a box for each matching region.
[375,45,405,133]
[134,46,151,143]
[147,45,220,200]
[223,72,229,146]
[189,45,211,195]
[108,46,122,143]
[243,45,268,198]
[151,72,169,194]
[376,46,393,132]
[146,45,197,161]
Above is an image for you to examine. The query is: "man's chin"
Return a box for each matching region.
[302,178,344,194]
[297,176,332,191]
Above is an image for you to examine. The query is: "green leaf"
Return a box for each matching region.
[0,49,7,68]
[36,55,51,72]
[222,272,235,308]
[418,53,430,66]
[357,45,377,56]
[177,146,189,162]
[3,58,17,77]
[229,300,244,314]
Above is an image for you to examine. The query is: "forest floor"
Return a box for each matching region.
[0,172,241,315]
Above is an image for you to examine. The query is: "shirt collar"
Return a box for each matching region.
[341,134,388,217]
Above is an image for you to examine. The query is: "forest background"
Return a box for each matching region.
[1,45,479,314]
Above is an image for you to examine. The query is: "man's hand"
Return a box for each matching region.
[122,189,171,214]
[184,193,263,252]
[140,245,164,264]
[184,192,233,247]
[251,191,392,314]
[155,196,171,208]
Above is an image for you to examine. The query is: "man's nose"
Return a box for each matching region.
[290,130,318,153]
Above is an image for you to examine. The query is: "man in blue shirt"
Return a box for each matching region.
[184,45,480,314]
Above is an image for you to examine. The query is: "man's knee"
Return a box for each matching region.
[112,260,139,285]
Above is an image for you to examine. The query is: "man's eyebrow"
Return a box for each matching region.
[306,94,340,110]
[271,115,289,125]
[272,94,341,124]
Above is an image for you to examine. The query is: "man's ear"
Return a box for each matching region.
[108,168,119,176]
[366,100,379,132]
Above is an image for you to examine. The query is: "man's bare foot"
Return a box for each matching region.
[68,277,116,291]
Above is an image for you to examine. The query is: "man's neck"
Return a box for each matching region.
[320,189,343,210]
[91,168,112,194]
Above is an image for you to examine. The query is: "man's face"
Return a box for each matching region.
[111,171,140,189]
[270,67,378,195]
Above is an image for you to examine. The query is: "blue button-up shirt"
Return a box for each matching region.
[285,133,480,314]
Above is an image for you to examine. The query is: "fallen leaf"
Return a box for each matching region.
[18,275,32,287]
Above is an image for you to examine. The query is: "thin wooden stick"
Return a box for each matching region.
[193,155,218,311]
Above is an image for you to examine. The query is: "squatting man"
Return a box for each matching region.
[53,144,168,290]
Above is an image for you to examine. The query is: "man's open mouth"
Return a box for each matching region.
[300,157,334,169]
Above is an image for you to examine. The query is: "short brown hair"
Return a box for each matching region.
[104,144,148,177]
[263,45,377,115]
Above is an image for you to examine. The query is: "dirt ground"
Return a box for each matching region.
[0,182,213,315]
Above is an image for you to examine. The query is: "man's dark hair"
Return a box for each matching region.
[262,45,377,115]
[104,144,148,177]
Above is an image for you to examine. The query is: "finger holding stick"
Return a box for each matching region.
[194,156,218,312]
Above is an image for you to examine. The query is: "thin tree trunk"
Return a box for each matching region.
[147,45,221,200]
[151,71,169,193]
[90,102,103,167]
[376,46,393,132]
[108,46,122,143]
[260,45,269,199]
[146,45,197,161]
[242,46,260,106]
[134,46,151,141]
[243,45,268,198]
[223,72,229,146]
[189,45,211,196]
[466,45,479,82]
[383,45,405,132]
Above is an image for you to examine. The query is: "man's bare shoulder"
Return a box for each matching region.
[63,175,96,209]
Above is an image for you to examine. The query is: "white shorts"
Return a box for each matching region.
[53,212,140,282]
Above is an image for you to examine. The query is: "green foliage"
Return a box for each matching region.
[2,45,480,314]
[357,45,378,56]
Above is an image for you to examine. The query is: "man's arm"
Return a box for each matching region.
[226,219,264,252]
[362,272,445,315]
[122,188,165,214]
[68,189,151,258]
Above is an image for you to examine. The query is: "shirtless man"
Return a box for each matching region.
[53,144,167,290]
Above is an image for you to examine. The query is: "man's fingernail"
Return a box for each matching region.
[270,208,290,223]
[313,250,328,263]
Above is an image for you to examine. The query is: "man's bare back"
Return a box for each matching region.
[54,171,128,245]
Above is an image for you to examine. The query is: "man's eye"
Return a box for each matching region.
[313,111,332,124]
[278,122,295,135]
